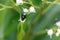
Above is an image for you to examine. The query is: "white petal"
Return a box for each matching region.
[57,28,60,34]
[47,29,53,39]
[16,0,23,5]
[23,8,28,13]
[56,21,60,27]
[29,6,36,13]
[47,29,53,35]
[56,32,59,37]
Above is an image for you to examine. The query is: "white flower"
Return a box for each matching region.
[47,29,53,39]
[56,32,59,37]
[56,28,60,37]
[16,0,23,6]
[29,6,36,13]
[23,8,28,13]
[57,28,60,34]
[56,21,60,27]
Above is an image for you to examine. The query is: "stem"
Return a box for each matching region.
[0,4,12,11]
[17,22,25,40]
[0,4,12,8]
[28,0,40,9]
[10,0,22,14]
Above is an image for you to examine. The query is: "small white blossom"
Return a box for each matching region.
[56,21,60,27]
[23,8,28,13]
[47,29,53,39]
[29,6,36,13]
[57,28,60,34]
[56,32,59,37]
[16,0,23,6]
[56,28,60,37]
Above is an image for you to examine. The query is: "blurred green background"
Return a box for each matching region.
[0,0,60,40]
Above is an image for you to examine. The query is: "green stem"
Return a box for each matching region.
[17,22,25,40]
[0,4,12,8]
[28,0,40,9]
[10,0,22,14]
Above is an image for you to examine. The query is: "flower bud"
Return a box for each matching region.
[16,0,23,6]
[29,6,36,13]
[47,29,53,39]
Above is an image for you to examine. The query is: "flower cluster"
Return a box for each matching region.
[23,6,36,14]
[47,21,60,39]
[19,6,36,23]
[16,0,36,22]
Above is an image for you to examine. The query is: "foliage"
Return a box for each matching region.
[0,0,60,40]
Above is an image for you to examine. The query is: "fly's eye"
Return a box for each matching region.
[21,14,26,21]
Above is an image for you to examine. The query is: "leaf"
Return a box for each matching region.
[32,4,60,40]
[0,8,20,40]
